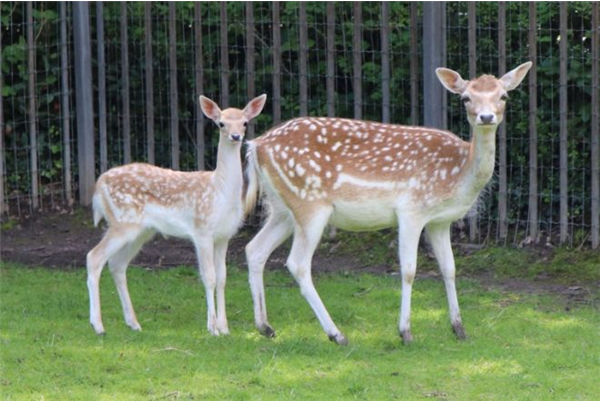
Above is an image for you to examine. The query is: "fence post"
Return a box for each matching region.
[299,2,308,116]
[528,3,539,241]
[381,2,391,124]
[0,21,5,215]
[497,2,508,241]
[591,2,600,249]
[272,2,282,125]
[145,2,155,165]
[27,2,39,210]
[168,2,179,170]
[96,2,107,174]
[245,2,256,139]
[422,2,446,130]
[353,3,362,120]
[220,3,229,109]
[410,2,419,126]
[195,2,205,169]
[467,3,478,242]
[73,2,95,206]
[326,2,335,118]
[120,2,131,165]
[559,3,569,244]
[60,2,73,206]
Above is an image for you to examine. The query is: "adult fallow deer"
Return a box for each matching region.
[244,63,531,345]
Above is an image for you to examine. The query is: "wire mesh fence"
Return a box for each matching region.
[1,2,599,248]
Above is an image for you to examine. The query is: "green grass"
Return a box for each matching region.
[1,262,599,400]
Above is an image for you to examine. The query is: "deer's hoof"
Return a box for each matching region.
[329,333,349,346]
[400,329,413,345]
[260,325,276,338]
[452,322,467,340]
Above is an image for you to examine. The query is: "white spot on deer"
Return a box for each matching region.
[332,142,342,152]
[309,124,317,131]
[314,151,321,159]
[325,171,332,179]
[308,159,322,172]
[288,158,295,168]
[440,169,447,180]
[296,164,306,177]
[336,164,343,172]
[451,166,460,176]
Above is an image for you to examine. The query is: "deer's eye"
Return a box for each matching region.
[243,122,248,127]
[500,94,509,101]
[462,97,471,104]
[218,122,225,128]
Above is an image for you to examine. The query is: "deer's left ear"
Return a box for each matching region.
[243,94,267,120]
[436,68,468,94]
[500,62,532,91]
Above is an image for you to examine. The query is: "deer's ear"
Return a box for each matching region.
[500,62,532,91]
[436,68,467,94]
[243,94,267,120]
[199,96,221,121]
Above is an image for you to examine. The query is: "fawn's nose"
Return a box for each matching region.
[230,133,242,142]
[479,114,495,125]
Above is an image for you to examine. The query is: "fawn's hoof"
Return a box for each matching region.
[400,329,413,345]
[260,325,276,338]
[452,322,467,340]
[328,333,349,346]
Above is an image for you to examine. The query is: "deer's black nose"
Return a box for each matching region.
[230,134,242,142]
[479,114,495,124]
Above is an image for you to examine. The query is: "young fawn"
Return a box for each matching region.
[87,94,267,335]
[244,63,531,345]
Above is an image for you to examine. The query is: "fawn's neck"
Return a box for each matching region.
[213,137,243,196]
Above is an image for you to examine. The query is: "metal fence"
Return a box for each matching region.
[1,2,599,249]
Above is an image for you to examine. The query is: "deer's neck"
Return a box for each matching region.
[463,125,497,195]
[213,138,243,197]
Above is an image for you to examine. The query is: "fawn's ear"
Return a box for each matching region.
[436,68,468,94]
[199,96,221,122]
[500,62,532,91]
[243,94,267,120]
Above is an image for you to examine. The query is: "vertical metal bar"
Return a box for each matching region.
[0,17,5,215]
[353,2,362,120]
[528,2,539,241]
[73,2,95,206]
[326,2,335,118]
[591,3,600,249]
[220,2,229,108]
[272,2,282,124]
[120,2,131,164]
[497,2,508,240]
[381,2,391,123]
[468,2,477,242]
[96,2,107,173]
[144,2,155,165]
[168,2,179,169]
[246,2,256,139]
[195,2,205,169]
[27,2,39,210]
[299,2,308,116]
[60,2,72,205]
[410,2,418,126]
[559,2,568,244]
[422,2,446,129]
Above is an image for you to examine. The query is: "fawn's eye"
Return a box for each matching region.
[243,122,248,127]
[462,96,471,104]
[218,122,225,128]
[500,94,509,101]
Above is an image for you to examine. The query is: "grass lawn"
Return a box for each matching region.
[1,262,599,400]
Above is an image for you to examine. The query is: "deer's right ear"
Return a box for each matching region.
[436,68,467,94]
[199,96,221,122]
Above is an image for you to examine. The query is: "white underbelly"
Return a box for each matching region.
[330,199,397,232]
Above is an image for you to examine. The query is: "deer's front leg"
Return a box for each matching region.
[426,222,466,340]
[194,236,219,336]
[397,215,425,345]
[213,240,230,335]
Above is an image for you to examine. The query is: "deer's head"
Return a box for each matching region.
[200,94,267,144]
[436,62,532,128]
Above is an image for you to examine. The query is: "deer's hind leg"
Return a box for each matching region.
[108,228,155,331]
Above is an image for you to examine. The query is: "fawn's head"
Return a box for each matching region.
[436,62,532,128]
[200,94,267,144]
